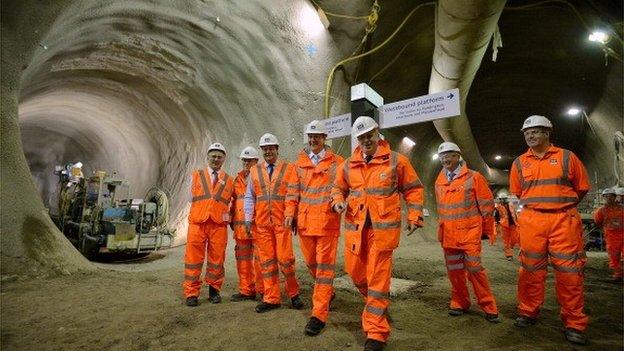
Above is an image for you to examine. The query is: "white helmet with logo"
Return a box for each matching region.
[602,188,617,195]
[521,115,553,131]
[208,142,226,154]
[239,146,259,159]
[305,120,327,135]
[615,187,624,196]
[259,133,279,147]
[437,142,461,155]
[352,116,379,137]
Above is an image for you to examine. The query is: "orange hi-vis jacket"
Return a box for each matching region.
[285,147,344,236]
[188,167,234,224]
[495,202,518,228]
[435,164,495,248]
[249,160,296,228]
[594,204,624,233]
[510,146,590,210]
[332,140,424,252]
[232,170,252,239]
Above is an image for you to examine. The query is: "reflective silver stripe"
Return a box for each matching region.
[184,274,200,281]
[481,211,493,217]
[350,190,362,197]
[272,163,288,194]
[390,151,398,191]
[257,195,286,201]
[344,222,357,231]
[235,243,253,251]
[299,196,330,205]
[514,157,524,189]
[521,250,548,259]
[367,289,390,300]
[466,265,483,273]
[256,164,267,196]
[232,220,247,226]
[235,254,254,261]
[519,197,578,205]
[192,169,213,202]
[315,263,335,271]
[477,199,494,207]
[262,269,279,278]
[304,185,333,194]
[365,305,386,316]
[213,173,231,204]
[521,261,548,272]
[287,184,300,189]
[552,264,582,273]
[445,253,464,260]
[316,277,334,285]
[523,178,572,188]
[205,271,224,280]
[549,251,585,261]
[447,263,465,271]
[438,208,480,220]
[261,258,277,268]
[437,201,475,210]
[184,263,202,269]
[400,179,422,192]
[464,255,481,262]
[365,187,396,196]
[372,221,401,230]
[205,262,223,270]
[343,157,351,187]
[285,195,299,201]
[562,149,570,179]
[407,203,423,210]
[464,172,474,201]
[279,259,295,269]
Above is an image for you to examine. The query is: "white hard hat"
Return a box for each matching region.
[602,188,617,195]
[615,187,624,196]
[521,115,553,131]
[259,133,279,147]
[239,146,259,159]
[305,120,327,135]
[72,162,83,169]
[497,193,508,199]
[352,116,379,138]
[437,142,461,155]
[208,142,226,154]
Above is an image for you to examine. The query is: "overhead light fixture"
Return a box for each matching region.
[494,155,502,161]
[432,153,439,161]
[401,136,416,148]
[588,31,609,44]
[567,107,581,116]
[300,3,328,36]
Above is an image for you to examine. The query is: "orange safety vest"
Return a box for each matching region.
[435,164,495,247]
[332,140,424,252]
[249,160,294,228]
[188,167,234,224]
[594,205,624,232]
[232,170,252,239]
[285,147,344,236]
[495,202,518,228]
[510,146,590,210]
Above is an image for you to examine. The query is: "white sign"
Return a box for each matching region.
[379,88,460,129]
[321,113,351,139]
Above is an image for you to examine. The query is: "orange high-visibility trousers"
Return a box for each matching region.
[255,224,299,304]
[299,235,338,322]
[183,222,227,298]
[234,238,264,295]
[517,208,588,331]
[444,246,498,314]
[604,230,624,278]
[344,227,393,343]
[502,225,519,258]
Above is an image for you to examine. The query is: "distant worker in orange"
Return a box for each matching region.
[594,188,624,282]
[285,120,344,336]
[183,142,234,306]
[332,116,424,351]
[244,133,303,313]
[434,142,500,323]
[510,115,591,345]
[230,146,264,301]
[494,194,519,260]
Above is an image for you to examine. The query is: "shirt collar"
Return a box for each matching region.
[208,166,219,174]
[308,148,326,161]
[445,164,462,178]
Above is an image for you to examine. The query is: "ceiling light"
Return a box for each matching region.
[567,107,581,116]
[402,136,416,148]
[494,155,502,160]
[432,153,439,161]
[588,31,609,44]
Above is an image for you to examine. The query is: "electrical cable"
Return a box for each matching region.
[309,0,369,20]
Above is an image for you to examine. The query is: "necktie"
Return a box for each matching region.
[449,172,455,181]
[365,155,373,163]
[268,164,274,180]
[212,170,218,187]
[312,154,320,166]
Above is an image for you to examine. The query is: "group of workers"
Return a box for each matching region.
[182,113,621,350]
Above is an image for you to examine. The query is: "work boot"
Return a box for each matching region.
[231,293,256,302]
[329,292,336,310]
[485,313,501,323]
[448,308,467,316]
[208,286,221,304]
[514,315,537,328]
[304,316,326,336]
[564,328,588,345]
[363,338,386,351]
[185,296,198,307]
[255,302,281,313]
[291,295,304,309]
[256,293,264,302]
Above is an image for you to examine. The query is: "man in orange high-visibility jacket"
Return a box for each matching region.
[594,188,624,282]
[244,133,303,313]
[510,115,591,345]
[230,146,264,301]
[434,142,500,324]
[284,120,344,336]
[332,116,424,351]
[183,142,234,307]
[494,195,519,260]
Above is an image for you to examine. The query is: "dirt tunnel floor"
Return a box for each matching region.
[1,238,622,351]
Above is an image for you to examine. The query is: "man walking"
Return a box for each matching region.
[594,187,624,282]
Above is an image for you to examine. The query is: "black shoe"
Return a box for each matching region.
[256,293,264,301]
[186,296,198,307]
[255,302,281,313]
[291,295,304,309]
[506,256,513,261]
[448,308,467,316]
[304,316,326,336]
[329,292,336,310]
[514,315,537,328]
[363,338,386,351]
[231,293,256,302]
[485,313,501,323]
[564,328,588,345]
[208,286,221,304]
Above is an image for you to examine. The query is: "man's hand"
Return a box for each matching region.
[333,202,346,213]
[284,216,293,228]
[487,232,496,246]
[406,222,421,236]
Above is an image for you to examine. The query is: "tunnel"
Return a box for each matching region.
[1,0,623,350]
